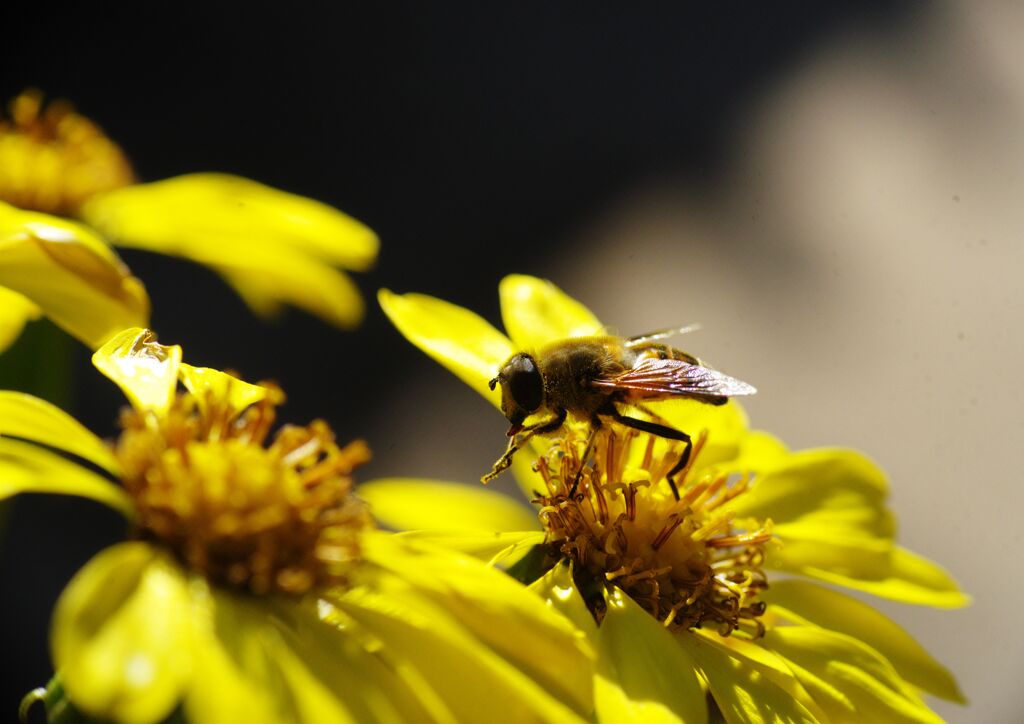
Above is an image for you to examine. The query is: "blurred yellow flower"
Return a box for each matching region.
[7,328,592,724]
[0,90,376,350]
[373,274,969,723]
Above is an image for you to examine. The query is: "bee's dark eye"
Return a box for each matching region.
[507,354,543,412]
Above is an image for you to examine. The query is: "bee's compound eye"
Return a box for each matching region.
[507,354,543,413]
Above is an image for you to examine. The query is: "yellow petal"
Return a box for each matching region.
[92,328,181,414]
[0,287,40,353]
[81,173,375,329]
[498,274,604,349]
[763,626,944,724]
[359,531,594,715]
[335,583,590,723]
[594,587,707,724]
[52,543,194,724]
[378,288,513,404]
[81,173,378,269]
[528,561,597,639]
[0,437,131,515]
[677,631,820,724]
[0,202,149,349]
[358,477,540,532]
[178,363,271,420]
[762,580,965,703]
[0,390,118,473]
[394,529,545,567]
[794,546,970,609]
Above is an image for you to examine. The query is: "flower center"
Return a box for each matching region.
[114,386,374,595]
[0,90,135,215]
[533,424,771,637]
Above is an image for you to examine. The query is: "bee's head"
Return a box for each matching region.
[489,352,544,434]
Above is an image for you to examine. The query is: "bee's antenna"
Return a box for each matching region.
[488,377,499,390]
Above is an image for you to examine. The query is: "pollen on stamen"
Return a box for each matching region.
[532,424,771,637]
[114,382,374,596]
[0,90,135,214]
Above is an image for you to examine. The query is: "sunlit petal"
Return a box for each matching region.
[0,390,119,473]
[52,543,194,724]
[763,580,965,702]
[358,477,540,532]
[92,328,181,414]
[378,288,513,404]
[0,287,40,353]
[0,437,130,515]
[593,587,706,724]
[498,274,604,349]
[0,202,149,349]
[178,363,272,420]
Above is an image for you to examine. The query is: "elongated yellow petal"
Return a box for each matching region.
[81,173,378,269]
[0,287,40,353]
[360,531,594,715]
[0,203,149,349]
[52,543,194,724]
[793,546,970,608]
[378,288,513,404]
[763,626,944,724]
[359,477,540,532]
[0,390,119,473]
[80,173,375,329]
[335,584,590,723]
[395,530,545,566]
[92,328,181,414]
[0,437,130,515]
[677,631,820,724]
[594,587,707,724]
[498,274,604,349]
[763,580,965,702]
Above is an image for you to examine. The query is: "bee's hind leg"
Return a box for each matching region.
[605,404,691,501]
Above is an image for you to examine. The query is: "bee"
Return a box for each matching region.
[485,327,756,499]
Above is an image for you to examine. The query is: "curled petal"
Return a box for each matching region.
[92,328,181,414]
[0,203,149,349]
[0,287,40,353]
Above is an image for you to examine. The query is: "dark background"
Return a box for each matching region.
[0,3,914,716]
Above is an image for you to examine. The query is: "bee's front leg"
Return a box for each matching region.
[481,409,567,484]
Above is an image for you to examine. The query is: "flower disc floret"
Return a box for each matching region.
[533,424,772,636]
[115,384,374,596]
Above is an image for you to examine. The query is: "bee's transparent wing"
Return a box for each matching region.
[592,357,755,402]
[623,324,701,347]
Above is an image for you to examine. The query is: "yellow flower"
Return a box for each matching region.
[7,328,593,723]
[372,274,969,723]
[0,90,376,350]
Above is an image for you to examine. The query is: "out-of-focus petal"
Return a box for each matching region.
[359,531,594,716]
[498,275,604,350]
[0,390,119,473]
[80,173,376,329]
[763,626,943,724]
[678,631,820,724]
[358,477,540,533]
[763,580,965,702]
[0,287,40,353]
[791,546,970,609]
[0,203,149,349]
[379,289,513,405]
[51,543,194,724]
[92,328,181,415]
[0,437,131,515]
[335,584,590,723]
[593,587,707,724]
[394,530,544,567]
[81,173,378,269]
